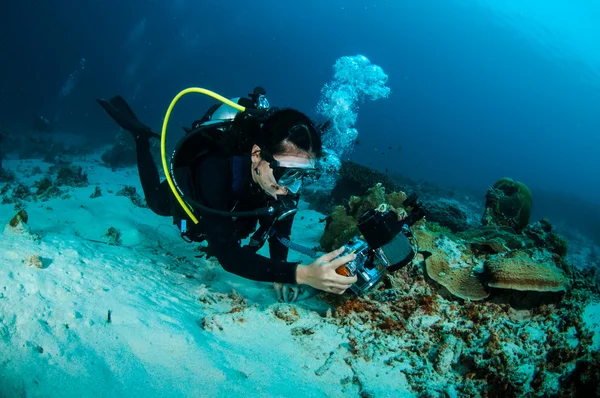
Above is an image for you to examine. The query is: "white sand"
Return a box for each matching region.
[0,154,415,397]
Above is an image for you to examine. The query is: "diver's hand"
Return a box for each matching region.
[295,247,358,294]
[274,282,303,303]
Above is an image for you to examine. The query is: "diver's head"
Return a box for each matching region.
[251,108,322,199]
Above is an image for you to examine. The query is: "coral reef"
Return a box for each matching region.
[0,168,15,183]
[320,183,572,302]
[299,183,599,395]
[482,177,532,233]
[1,164,97,205]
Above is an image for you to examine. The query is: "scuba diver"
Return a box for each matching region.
[97,87,357,301]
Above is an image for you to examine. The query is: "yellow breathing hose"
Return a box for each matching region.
[160,87,247,224]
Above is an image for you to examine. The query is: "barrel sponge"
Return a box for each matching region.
[483,177,533,232]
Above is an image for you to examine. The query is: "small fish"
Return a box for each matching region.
[355,139,360,145]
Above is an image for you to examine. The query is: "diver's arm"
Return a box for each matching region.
[195,155,299,284]
[201,217,299,284]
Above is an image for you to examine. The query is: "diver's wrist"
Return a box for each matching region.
[295,263,307,285]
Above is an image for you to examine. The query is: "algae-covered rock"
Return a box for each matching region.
[482,177,532,232]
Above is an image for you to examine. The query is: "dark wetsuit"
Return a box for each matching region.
[135,137,299,285]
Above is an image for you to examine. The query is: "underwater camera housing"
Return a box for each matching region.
[335,194,426,294]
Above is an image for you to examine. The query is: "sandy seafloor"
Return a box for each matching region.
[0,149,599,398]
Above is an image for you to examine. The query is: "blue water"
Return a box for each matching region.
[1,0,599,237]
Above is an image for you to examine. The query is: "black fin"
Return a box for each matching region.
[96,95,160,140]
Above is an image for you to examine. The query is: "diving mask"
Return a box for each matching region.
[270,158,319,194]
